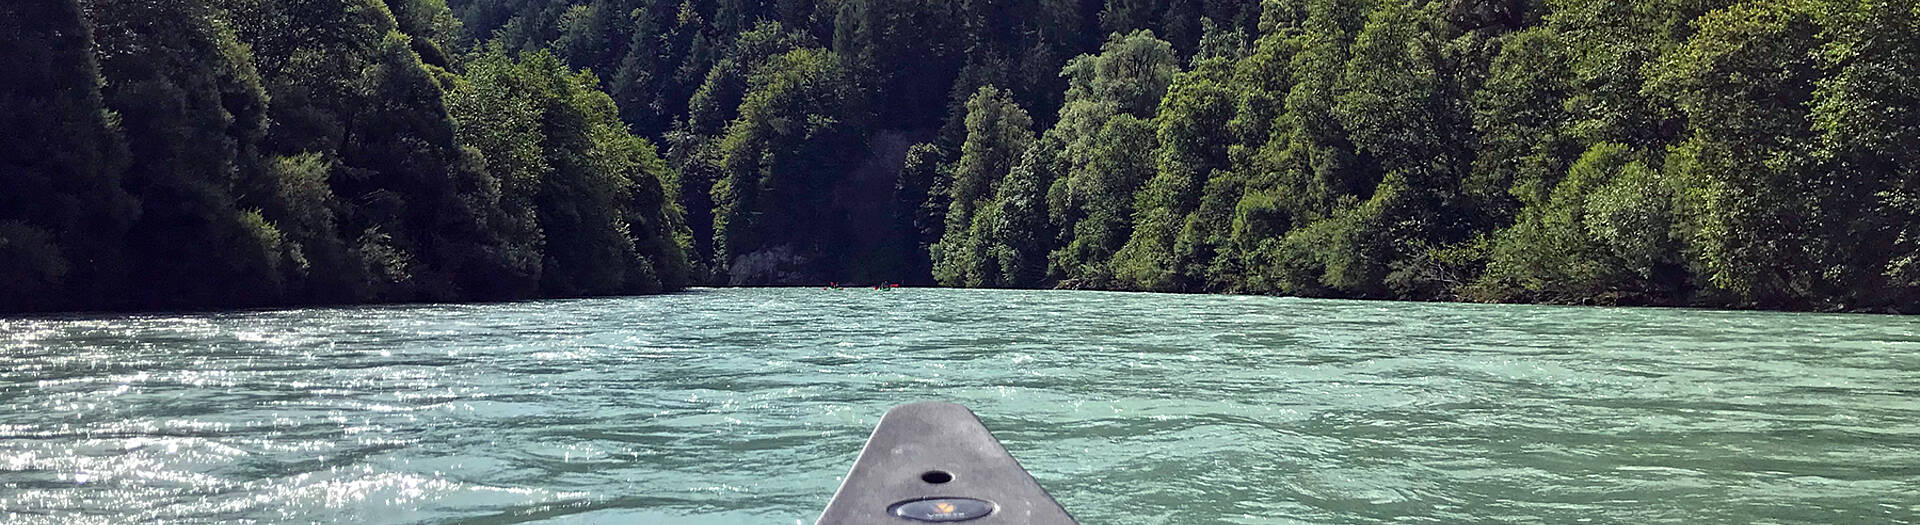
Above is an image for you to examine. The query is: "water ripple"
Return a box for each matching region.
[2,289,1916,523]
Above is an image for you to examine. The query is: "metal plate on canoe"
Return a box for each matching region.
[889,498,996,522]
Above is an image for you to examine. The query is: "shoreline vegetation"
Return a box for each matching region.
[6,286,1906,321]
[4,0,1916,315]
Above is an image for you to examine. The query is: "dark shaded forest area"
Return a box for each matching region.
[3,0,690,312]
[4,0,1917,313]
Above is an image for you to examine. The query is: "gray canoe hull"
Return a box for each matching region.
[815,402,1078,524]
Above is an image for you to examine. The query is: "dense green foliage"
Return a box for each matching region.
[1,0,140,311]
[930,86,1035,288]
[6,0,1917,312]
[1,0,688,312]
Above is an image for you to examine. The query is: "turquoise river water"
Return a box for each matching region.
[2,288,1916,524]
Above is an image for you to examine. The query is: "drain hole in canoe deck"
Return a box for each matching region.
[921,470,953,484]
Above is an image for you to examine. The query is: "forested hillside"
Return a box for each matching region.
[4,0,1916,313]
[1,0,689,313]
[449,0,1917,311]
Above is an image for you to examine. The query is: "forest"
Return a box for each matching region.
[3,0,1917,313]
[4,0,691,312]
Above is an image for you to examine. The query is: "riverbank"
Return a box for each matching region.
[10,282,1911,319]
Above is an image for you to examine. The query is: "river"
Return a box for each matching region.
[2,288,1915,524]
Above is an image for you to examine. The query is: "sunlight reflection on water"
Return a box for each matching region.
[2,289,1917,524]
